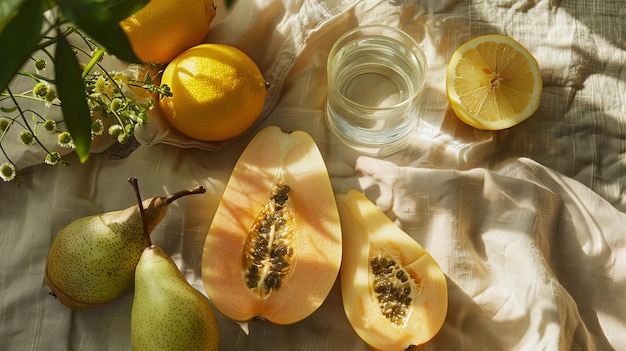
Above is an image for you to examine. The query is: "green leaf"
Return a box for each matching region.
[81,47,106,79]
[1,105,18,113]
[56,0,149,63]
[107,0,151,22]
[0,0,43,93]
[55,34,91,163]
[0,0,25,33]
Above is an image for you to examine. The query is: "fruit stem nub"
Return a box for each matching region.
[165,185,206,204]
[128,177,152,246]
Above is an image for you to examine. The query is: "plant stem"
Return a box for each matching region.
[5,87,53,156]
[0,93,56,106]
[36,26,78,53]
[16,70,56,84]
[128,177,152,247]
[165,185,207,205]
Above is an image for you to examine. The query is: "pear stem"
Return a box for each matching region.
[165,185,206,204]
[127,177,152,246]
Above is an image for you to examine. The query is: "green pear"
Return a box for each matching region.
[131,244,219,351]
[46,177,205,309]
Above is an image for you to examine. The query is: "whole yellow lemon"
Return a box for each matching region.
[159,44,268,141]
[120,0,216,64]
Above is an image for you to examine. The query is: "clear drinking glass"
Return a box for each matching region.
[326,25,427,156]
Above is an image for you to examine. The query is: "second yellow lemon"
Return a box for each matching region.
[159,44,268,141]
[120,0,216,64]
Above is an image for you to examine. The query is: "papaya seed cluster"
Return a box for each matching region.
[243,184,294,298]
[370,256,417,325]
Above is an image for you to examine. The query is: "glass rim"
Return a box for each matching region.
[327,24,428,112]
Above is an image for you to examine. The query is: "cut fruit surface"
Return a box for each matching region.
[202,126,342,325]
[336,190,448,351]
[446,34,542,130]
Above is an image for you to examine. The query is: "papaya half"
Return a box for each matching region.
[202,126,342,325]
[335,190,448,351]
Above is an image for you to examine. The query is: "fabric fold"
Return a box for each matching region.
[354,156,623,350]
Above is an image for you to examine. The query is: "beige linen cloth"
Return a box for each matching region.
[1,0,625,350]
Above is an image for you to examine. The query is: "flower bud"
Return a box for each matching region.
[124,124,135,134]
[19,130,35,145]
[34,58,47,71]
[0,162,16,182]
[108,124,123,137]
[91,119,104,136]
[0,118,11,132]
[44,89,58,104]
[58,131,74,148]
[45,152,62,165]
[117,133,130,144]
[43,119,58,133]
[110,98,123,111]
[33,82,48,98]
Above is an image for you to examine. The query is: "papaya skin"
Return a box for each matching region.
[202,126,342,325]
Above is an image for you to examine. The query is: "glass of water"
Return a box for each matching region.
[326,25,427,156]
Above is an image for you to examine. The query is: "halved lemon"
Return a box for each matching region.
[446,34,542,130]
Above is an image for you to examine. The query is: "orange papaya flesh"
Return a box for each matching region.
[336,190,448,351]
[202,126,342,325]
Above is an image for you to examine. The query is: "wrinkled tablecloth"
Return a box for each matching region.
[1,0,625,350]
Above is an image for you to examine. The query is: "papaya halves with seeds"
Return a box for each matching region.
[202,126,342,325]
[336,190,448,351]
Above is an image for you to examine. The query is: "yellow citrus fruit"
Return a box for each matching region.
[159,44,268,141]
[120,0,216,64]
[446,34,542,130]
